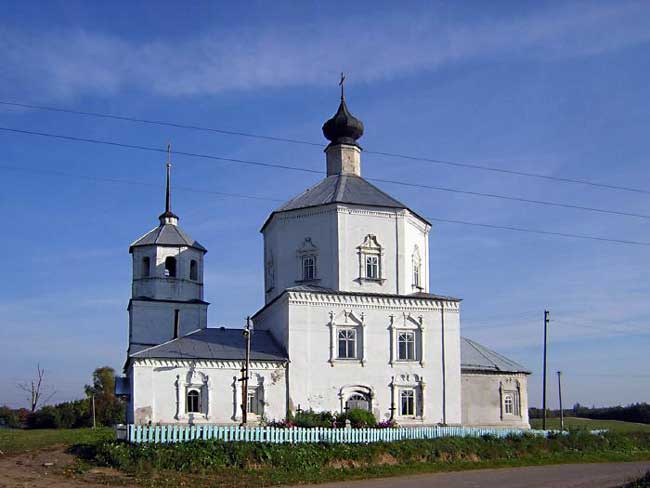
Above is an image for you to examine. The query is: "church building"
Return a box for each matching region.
[118,90,530,429]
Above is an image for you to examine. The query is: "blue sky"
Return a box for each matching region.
[1,0,649,409]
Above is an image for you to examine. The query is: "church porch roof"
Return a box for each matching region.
[460,337,530,374]
[129,327,287,362]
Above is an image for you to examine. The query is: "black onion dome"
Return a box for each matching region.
[322,97,364,146]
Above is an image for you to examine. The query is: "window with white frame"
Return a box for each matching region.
[358,235,383,282]
[297,237,319,282]
[399,389,416,416]
[337,328,357,359]
[366,255,379,279]
[186,388,201,413]
[247,387,263,415]
[503,390,520,416]
[302,255,316,281]
[397,331,416,361]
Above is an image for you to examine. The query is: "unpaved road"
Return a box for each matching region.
[293,462,650,488]
[0,446,135,488]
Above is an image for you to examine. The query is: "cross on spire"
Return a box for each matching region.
[339,72,346,100]
[159,142,179,225]
[165,143,172,215]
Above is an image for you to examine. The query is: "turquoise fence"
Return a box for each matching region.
[125,424,551,444]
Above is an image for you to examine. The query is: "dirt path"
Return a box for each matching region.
[290,461,650,488]
[0,446,135,488]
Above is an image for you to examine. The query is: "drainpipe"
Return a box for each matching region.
[441,304,447,425]
[173,309,180,339]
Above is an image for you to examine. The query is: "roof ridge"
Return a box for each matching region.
[463,337,501,370]
[130,328,204,357]
[334,174,347,201]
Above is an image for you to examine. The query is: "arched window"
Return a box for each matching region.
[504,394,514,415]
[190,259,198,281]
[142,257,150,277]
[164,256,177,278]
[186,389,200,413]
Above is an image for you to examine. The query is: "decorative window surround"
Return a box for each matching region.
[390,374,426,420]
[499,379,522,419]
[328,310,366,366]
[412,245,423,291]
[175,369,211,421]
[356,235,385,284]
[296,237,319,283]
[389,313,426,367]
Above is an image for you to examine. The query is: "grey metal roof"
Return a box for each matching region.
[461,337,530,374]
[130,224,206,252]
[262,174,430,229]
[130,328,287,362]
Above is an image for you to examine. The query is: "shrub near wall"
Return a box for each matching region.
[91,431,650,475]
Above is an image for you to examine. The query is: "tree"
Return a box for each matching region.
[84,366,125,426]
[17,364,56,412]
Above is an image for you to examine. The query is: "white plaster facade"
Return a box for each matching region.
[253,289,461,425]
[127,359,286,425]
[461,373,530,428]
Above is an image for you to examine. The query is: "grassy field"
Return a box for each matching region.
[0,427,114,455]
[530,417,650,433]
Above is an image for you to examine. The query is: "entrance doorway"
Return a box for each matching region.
[345,393,371,411]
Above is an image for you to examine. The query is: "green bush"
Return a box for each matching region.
[337,408,377,428]
[292,409,336,428]
[0,406,22,428]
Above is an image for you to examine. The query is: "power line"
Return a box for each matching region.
[425,217,650,246]
[2,162,650,248]
[2,99,648,196]
[2,126,650,222]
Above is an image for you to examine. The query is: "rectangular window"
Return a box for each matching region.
[413,263,420,287]
[337,328,357,359]
[397,331,416,361]
[247,388,262,415]
[366,255,379,279]
[302,255,316,281]
[399,389,415,416]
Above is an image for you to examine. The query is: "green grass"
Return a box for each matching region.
[0,427,114,455]
[530,417,650,433]
[83,431,650,487]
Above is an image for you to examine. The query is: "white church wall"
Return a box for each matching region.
[461,372,530,428]
[263,205,431,301]
[254,291,462,425]
[263,206,339,303]
[130,360,287,425]
[129,300,208,347]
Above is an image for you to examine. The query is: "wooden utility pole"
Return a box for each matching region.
[542,310,550,430]
[240,317,252,426]
[557,370,564,431]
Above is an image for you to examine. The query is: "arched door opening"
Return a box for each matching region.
[345,392,371,412]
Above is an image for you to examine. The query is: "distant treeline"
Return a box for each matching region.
[1,366,125,429]
[530,403,650,424]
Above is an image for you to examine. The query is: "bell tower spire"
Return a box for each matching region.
[159,143,179,226]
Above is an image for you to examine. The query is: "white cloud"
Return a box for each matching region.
[1,2,649,100]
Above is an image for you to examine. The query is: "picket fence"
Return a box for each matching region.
[124,424,551,444]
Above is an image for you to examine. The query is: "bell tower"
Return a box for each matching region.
[127,148,208,354]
